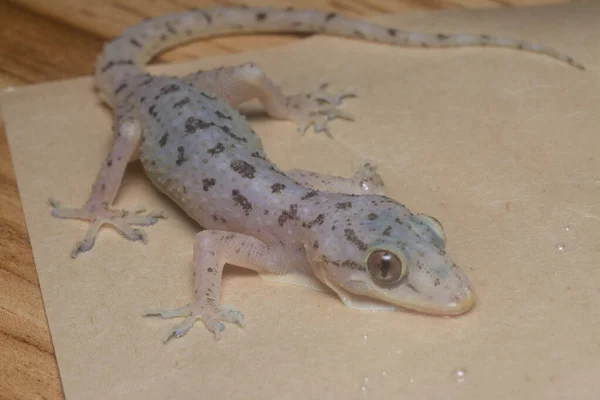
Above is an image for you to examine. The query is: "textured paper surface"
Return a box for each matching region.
[2,2,599,399]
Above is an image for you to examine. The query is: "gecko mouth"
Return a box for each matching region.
[372,281,476,316]
[401,284,476,316]
[431,285,475,315]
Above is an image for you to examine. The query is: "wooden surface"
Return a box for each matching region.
[0,0,568,398]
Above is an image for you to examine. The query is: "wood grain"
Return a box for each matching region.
[0,0,568,398]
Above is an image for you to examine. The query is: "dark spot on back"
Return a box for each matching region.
[367,213,378,220]
[278,204,299,227]
[437,33,450,40]
[154,83,180,100]
[185,117,213,134]
[302,213,325,229]
[148,104,158,118]
[271,183,286,193]
[200,92,216,100]
[159,133,168,147]
[215,110,232,120]
[221,125,248,143]
[176,146,187,166]
[230,160,256,179]
[207,142,225,156]
[382,226,392,236]
[301,190,319,200]
[336,201,352,210]
[173,97,191,109]
[202,178,216,191]
[388,28,397,37]
[232,189,252,216]
[140,76,154,87]
[256,12,267,21]
[325,12,337,21]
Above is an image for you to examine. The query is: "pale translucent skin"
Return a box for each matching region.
[50,7,582,340]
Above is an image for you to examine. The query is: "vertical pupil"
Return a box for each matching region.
[380,253,391,278]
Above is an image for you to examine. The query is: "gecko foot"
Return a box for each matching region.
[286,80,356,136]
[354,162,385,195]
[144,302,245,342]
[48,197,165,258]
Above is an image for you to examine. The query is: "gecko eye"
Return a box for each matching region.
[366,249,406,284]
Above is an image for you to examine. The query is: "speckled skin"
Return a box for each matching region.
[50,7,583,340]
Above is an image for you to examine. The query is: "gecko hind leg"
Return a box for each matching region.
[183,62,356,135]
[49,114,164,258]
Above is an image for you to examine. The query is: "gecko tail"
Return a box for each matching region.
[96,7,584,104]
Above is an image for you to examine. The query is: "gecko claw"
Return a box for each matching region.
[48,197,61,210]
[123,228,147,243]
[163,331,177,344]
[144,302,244,341]
[70,238,95,259]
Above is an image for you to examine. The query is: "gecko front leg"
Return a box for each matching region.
[49,111,164,258]
[182,62,356,134]
[287,162,386,195]
[144,230,301,341]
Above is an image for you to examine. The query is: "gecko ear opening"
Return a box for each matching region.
[413,214,446,249]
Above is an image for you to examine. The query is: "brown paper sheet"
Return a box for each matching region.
[2,2,599,399]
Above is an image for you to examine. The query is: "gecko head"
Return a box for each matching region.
[313,206,475,316]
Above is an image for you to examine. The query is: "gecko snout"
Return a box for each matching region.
[445,284,476,315]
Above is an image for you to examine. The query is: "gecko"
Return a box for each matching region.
[49,7,583,341]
